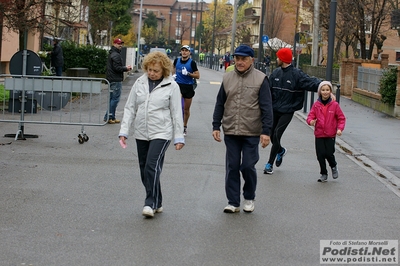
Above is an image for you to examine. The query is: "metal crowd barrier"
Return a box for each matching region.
[0,74,110,144]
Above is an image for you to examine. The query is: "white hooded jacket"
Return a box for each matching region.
[119,74,185,145]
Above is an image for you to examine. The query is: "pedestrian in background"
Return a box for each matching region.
[307,81,346,182]
[50,38,64,76]
[212,45,273,213]
[119,51,185,218]
[264,53,271,75]
[104,38,132,124]
[199,51,205,66]
[263,47,321,175]
[173,45,200,137]
[225,59,235,73]
[223,52,231,70]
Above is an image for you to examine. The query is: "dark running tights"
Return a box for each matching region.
[267,112,294,165]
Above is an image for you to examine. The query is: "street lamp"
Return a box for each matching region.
[292,0,300,66]
[135,0,143,72]
[189,3,193,47]
[194,0,199,51]
[160,15,165,39]
[209,0,217,69]
[198,0,205,52]
[177,6,181,45]
[168,8,173,45]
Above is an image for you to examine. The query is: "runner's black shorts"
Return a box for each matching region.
[178,83,195,99]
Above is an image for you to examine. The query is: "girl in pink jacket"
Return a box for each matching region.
[307,81,346,183]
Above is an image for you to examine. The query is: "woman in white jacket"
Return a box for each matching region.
[119,51,185,218]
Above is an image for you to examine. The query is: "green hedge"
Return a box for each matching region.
[0,84,9,102]
[42,41,108,75]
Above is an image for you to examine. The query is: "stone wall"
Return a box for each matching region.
[301,65,340,82]
[340,55,400,118]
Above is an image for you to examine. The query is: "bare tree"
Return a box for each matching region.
[318,0,390,60]
[1,0,79,49]
[264,0,285,39]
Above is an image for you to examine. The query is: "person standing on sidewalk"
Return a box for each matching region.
[104,38,132,124]
[212,45,273,213]
[119,51,185,218]
[50,38,64,76]
[307,81,346,182]
[173,45,200,136]
[263,48,321,175]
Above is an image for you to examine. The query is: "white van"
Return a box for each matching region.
[149,48,167,54]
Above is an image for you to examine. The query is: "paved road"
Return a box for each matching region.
[0,68,399,265]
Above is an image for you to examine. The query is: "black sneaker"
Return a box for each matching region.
[275,147,287,167]
[183,127,187,137]
[331,166,339,179]
[318,174,328,183]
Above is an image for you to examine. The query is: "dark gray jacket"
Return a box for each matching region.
[106,46,128,82]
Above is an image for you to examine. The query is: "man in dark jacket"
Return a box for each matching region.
[50,38,64,76]
[104,38,132,124]
[263,48,321,174]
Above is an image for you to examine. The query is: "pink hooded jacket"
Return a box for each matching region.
[307,99,346,138]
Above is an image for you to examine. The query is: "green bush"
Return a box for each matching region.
[61,41,108,74]
[0,84,9,102]
[379,67,397,105]
[40,41,108,75]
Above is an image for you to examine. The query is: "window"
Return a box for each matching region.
[396,51,400,61]
[175,28,181,37]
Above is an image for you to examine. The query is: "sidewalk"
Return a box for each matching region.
[296,95,400,196]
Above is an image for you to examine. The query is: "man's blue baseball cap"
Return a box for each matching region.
[233,45,254,57]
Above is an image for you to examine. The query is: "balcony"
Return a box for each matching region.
[244,7,261,19]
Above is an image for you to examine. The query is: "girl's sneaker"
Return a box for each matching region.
[331,166,339,179]
[318,174,328,183]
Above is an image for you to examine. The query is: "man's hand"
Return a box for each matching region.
[260,134,270,148]
[331,93,336,101]
[212,130,221,142]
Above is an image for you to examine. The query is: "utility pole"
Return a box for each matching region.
[326,0,337,82]
[311,0,320,66]
[257,0,266,64]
